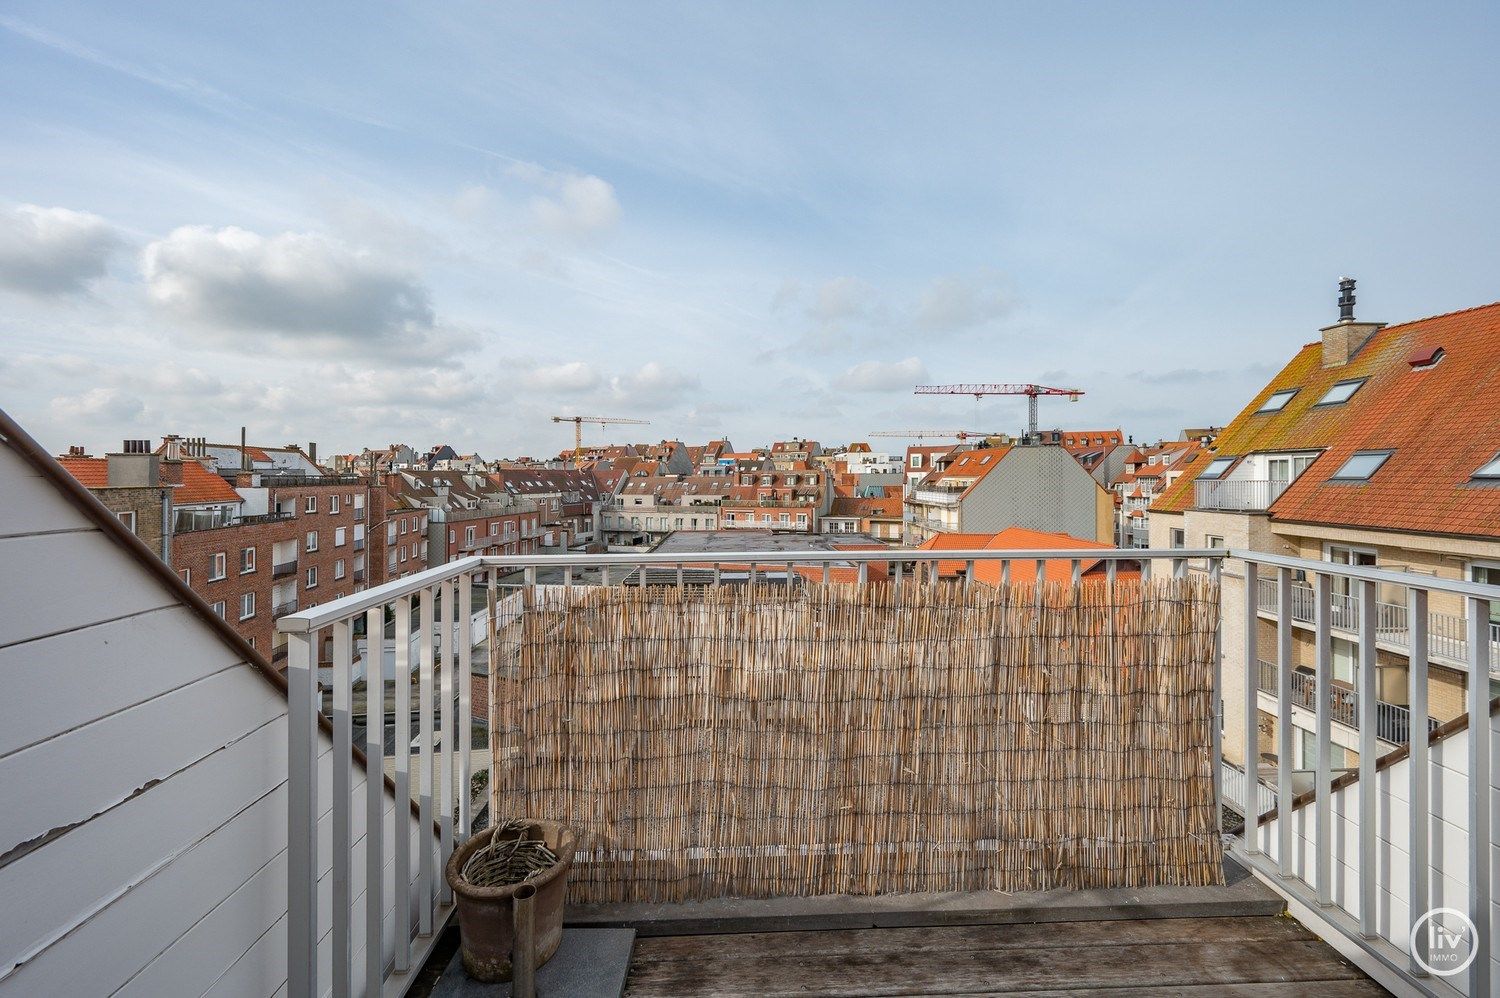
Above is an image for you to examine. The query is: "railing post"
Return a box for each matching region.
[364,606,386,996]
[458,575,473,847]
[286,629,318,998]
[438,580,455,904]
[1276,568,1294,876]
[1210,556,1224,837]
[1243,560,1260,855]
[1314,573,1333,907]
[1357,579,1378,938]
[418,587,436,936]
[1467,596,1492,996]
[331,619,354,998]
[1407,588,1429,977]
[392,596,412,972]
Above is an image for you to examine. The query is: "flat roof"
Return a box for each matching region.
[650,529,883,554]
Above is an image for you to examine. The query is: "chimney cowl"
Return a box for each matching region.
[1337,276,1357,323]
[1321,277,1384,368]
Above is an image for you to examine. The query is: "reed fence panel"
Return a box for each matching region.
[490,577,1223,902]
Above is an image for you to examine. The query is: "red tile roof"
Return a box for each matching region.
[916,527,1139,584]
[56,455,108,487]
[1154,300,1500,540]
[57,456,242,506]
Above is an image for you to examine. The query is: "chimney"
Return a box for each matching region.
[308,441,318,466]
[107,441,160,487]
[67,445,86,457]
[162,434,183,460]
[1321,277,1385,368]
[241,426,250,471]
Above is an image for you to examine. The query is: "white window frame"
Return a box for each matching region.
[114,509,137,533]
[306,565,318,589]
[240,546,256,573]
[240,592,256,620]
[1255,388,1299,414]
[210,552,227,581]
[335,526,346,546]
[305,530,318,552]
[329,495,340,514]
[1315,378,1366,407]
[304,495,317,514]
[1329,450,1392,482]
[211,600,225,619]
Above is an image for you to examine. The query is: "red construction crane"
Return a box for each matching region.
[868,430,999,442]
[913,383,1083,437]
[551,414,650,466]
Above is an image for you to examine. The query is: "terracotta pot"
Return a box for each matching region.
[445,820,576,983]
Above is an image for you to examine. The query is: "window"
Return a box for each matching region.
[240,592,256,620]
[400,518,409,534]
[329,495,340,514]
[304,496,317,513]
[400,547,408,562]
[306,566,318,588]
[210,552,227,580]
[305,530,318,552]
[335,559,346,580]
[1332,637,1356,686]
[1268,453,1317,486]
[489,522,498,535]
[335,526,346,546]
[1255,388,1298,414]
[1329,451,1392,482]
[114,509,137,533]
[1315,378,1366,406]
[240,546,256,573]
[465,526,476,546]
[178,567,191,584]
[210,600,225,619]
[1206,535,1225,549]
[1473,453,1500,481]
[1198,457,1235,480]
[1169,528,1185,549]
[1470,564,1500,627]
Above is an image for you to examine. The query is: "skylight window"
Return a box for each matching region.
[1473,453,1500,480]
[1315,378,1366,406]
[1255,389,1299,414]
[1198,457,1235,480]
[1330,451,1392,482]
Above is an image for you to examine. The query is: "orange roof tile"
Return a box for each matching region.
[56,455,108,487]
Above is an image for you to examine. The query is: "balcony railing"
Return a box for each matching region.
[353,508,366,521]
[272,559,298,578]
[272,598,299,616]
[1255,659,1435,745]
[1193,477,1292,511]
[274,546,1500,998]
[1257,575,1500,676]
[909,487,963,505]
[173,508,294,533]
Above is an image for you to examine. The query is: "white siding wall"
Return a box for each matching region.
[1258,712,1500,994]
[0,444,433,997]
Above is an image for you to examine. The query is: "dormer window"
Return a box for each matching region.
[1315,378,1366,406]
[1255,388,1299,414]
[1330,450,1392,482]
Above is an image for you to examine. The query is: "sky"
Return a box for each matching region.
[1,3,1497,460]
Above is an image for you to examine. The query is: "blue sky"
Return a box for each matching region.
[1,2,1497,457]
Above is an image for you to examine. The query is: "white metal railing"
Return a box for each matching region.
[909,487,964,505]
[1220,759,1277,817]
[1254,659,1435,746]
[1235,552,1498,995]
[278,545,1499,997]
[1257,575,1500,677]
[1194,477,1292,511]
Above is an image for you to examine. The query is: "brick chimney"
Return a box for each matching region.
[1321,277,1385,368]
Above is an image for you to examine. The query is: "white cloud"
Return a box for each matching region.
[913,272,1011,333]
[608,361,698,409]
[525,361,600,393]
[508,162,621,237]
[48,386,144,423]
[833,356,929,392]
[0,203,121,297]
[141,225,459,356]
[807,276,877,323]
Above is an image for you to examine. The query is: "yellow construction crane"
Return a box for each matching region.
[551,414,649,465]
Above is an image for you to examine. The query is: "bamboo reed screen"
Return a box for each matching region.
[489,577,1223,903]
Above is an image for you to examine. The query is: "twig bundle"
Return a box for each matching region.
[460,819,560,888]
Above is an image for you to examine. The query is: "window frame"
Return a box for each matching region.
[1314,378,1367,407]
[1328,450,1393,482]
[239,592,256,620]
[240,546,256,574]
[305,530,318,552]
[1473,452,1500,481]
[306,565,318,589]
[210,552,227,581]
[1198,456,1236,480]
[304,495,317,514]
[1255,388,1299,414]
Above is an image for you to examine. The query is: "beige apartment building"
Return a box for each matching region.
[1150,289,1500,783]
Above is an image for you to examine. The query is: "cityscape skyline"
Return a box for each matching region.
[3,3,1499,456]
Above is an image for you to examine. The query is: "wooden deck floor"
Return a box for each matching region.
[622,915,1387,997]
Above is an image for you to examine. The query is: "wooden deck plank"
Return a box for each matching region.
[622,918,1378,997]
[900,985,1387,998]
[630,915,1314,963]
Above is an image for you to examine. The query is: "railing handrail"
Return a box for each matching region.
[278,547,1223,633]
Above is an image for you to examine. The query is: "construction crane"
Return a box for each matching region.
[551,415,649,465]
[913,383,1083,438]
[868,430,998,442]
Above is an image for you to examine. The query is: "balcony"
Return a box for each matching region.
[353,568,365,582]
[1193,477,1291,511]
[1255,659,1435,745]
[353,537,365,550]
[909,486,964,505]
[1256,575,1500,677]
[271,598,299,616]
[259,545,1500,997]
[353,508,366,522]
[272,558,298,578]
